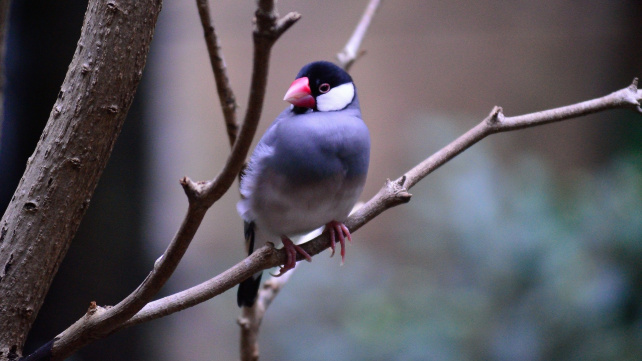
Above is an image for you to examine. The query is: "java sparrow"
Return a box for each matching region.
[236,61,370,307]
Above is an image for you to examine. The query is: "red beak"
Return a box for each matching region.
[283,77,315,108]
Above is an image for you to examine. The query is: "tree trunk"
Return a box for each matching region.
[0,0,162,358]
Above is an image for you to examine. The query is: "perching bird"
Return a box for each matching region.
[236,61,370,307]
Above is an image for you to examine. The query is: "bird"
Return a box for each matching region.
[236,61,370,307]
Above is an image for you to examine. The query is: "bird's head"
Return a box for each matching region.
[283,61,355,112]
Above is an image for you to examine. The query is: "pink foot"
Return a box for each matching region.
[326,221,352,265]
[273,236,312,277]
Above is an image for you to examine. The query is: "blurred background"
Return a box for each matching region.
[2,1,642,360]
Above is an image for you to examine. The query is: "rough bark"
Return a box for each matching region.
[0,0,162,359]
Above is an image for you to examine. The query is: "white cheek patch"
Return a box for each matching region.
[316,83,355,112]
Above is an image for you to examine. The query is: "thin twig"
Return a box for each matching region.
[336,0,382,71]
[111,79,642,330]
[189,6,301,206]
[238,265,296,361]
[196,0,239,147]
[401,78,642,190]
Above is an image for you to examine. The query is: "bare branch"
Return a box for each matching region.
[336,0,382,71]
[402,77,642,190]
[238,267,295,361]
[108,82,642,335]
[190,4,301,206]
[239,306,261,361]
[196,0,239,147]
[122,243,280,328]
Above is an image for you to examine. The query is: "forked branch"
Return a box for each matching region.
[196,0,239,146]
[336,0,381,71]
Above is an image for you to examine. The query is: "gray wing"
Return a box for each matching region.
[236,107,294,221]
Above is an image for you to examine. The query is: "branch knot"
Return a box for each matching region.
[629,77,642,114]
[487,106,504,124]
[180,176,209,204]
[387,177,412,204]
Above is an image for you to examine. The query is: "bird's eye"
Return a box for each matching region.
[318,83,331,94]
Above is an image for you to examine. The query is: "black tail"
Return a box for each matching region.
[237,221,263,307]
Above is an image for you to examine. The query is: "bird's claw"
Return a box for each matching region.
[271,267,289,278]
[271,237,312,277]
[326,221,352,264]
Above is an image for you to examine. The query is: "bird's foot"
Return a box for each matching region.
[272,236,312,277]
[326,221,352,265]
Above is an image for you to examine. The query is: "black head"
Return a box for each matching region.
[284,61,356,112]
[295,61,353,98]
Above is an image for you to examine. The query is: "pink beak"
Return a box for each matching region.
[283,77,315,108]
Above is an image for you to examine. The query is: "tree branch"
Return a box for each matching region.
[401,78,642,191]
[336,0,381,72]
[238,266,295,361]
[105,79,642,338]
[184,3,301,206]
[196,0,239,147]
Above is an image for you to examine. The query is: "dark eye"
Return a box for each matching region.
[318,83,331,94]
